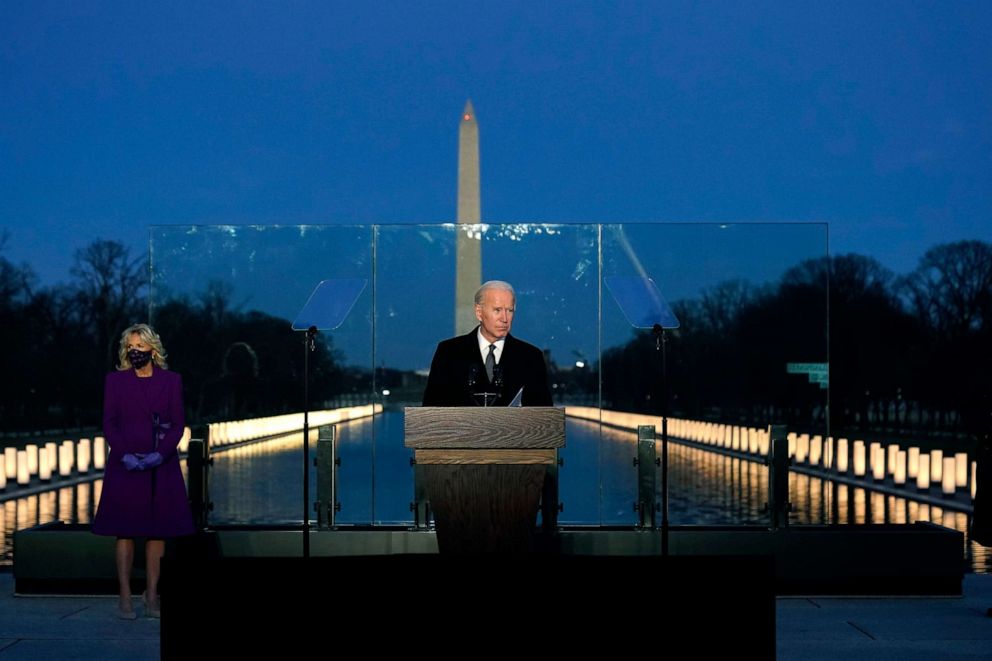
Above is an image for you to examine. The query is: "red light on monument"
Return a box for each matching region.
[463,114,472,121]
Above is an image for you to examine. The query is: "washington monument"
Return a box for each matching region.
[455,100,482,335]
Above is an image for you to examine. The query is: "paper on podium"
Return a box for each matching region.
[508,388,524,407]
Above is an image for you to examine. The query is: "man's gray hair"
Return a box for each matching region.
[474,280,515,305]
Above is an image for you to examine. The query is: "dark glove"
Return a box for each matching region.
[138,451,163,469]
[121,453,142,471]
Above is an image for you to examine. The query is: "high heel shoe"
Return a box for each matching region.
[118,599,137,620]
[142,591,161,618]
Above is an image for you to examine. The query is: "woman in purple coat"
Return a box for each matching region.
[92,323,195,619]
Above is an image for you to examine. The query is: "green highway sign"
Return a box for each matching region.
[787,362,829,388]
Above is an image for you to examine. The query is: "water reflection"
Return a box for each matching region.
[209,429,322,524]
[208,416,381,525]
[1,482,99,566]
[2,413,988,573]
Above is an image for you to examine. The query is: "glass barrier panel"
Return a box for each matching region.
[600,223,829,525]
[149,225,374,525]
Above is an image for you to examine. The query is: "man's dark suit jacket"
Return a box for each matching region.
[422,328,553,406]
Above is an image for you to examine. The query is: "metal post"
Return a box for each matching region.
[411,459,430,529]
[634,425,659,528]
[303,327,316,558]
[766,424,791,529]
[541,450,562,533]
[186,437,212,530]
[654,325,670,555]
[315,425,338,528]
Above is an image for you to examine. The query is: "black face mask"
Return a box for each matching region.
[128,349,153,369]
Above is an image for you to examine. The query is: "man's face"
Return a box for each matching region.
[475,288,515,342]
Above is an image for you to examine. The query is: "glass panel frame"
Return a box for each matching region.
[148,222,829,528]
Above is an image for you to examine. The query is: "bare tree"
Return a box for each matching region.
[0,231,34,308]
[199,280,238,328]
[70,240,148,369]
[699,279,756,335]
[902,240,992,336]
[829,254,897,304]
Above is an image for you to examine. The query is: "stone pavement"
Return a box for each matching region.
[0,570,989,660]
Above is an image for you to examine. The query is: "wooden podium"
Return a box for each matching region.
[405,407,565,553]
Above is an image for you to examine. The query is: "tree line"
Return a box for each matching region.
[600,240,992,443]
[1,234,989,444]
[0,235,345,433]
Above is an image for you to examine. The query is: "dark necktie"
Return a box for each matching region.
[485,344,496,382]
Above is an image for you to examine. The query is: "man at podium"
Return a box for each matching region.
[422,280,552,407]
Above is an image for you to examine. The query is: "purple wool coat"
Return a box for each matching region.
[92,367,195,538]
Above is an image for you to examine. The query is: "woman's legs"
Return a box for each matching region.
[144,539,165,615]
[115,538,135,615]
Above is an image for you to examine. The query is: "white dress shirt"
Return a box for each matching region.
[477,329,505,367]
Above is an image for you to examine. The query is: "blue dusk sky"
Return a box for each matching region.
[2,1,989,291]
